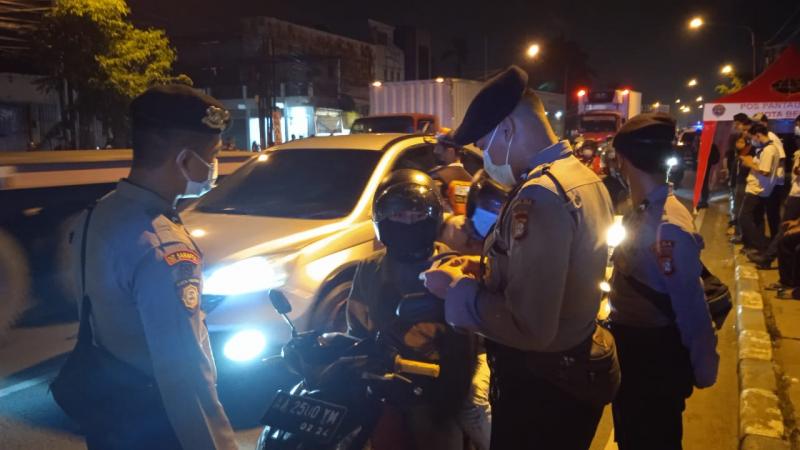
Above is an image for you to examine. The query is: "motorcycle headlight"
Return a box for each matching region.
[223,329,268,362]
[204,256,293,296]
[666,157,678,168]
[606,219,627,248]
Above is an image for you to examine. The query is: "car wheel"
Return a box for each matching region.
[0,228,30,341]
[310,280,352,333]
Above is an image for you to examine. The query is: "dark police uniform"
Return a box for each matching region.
[442,66,616,450]
[609,116,719,450]
[67,86,237,450]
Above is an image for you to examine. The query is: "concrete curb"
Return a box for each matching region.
[734,250,791,449]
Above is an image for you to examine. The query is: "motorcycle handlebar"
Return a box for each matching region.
[394,356,440,378]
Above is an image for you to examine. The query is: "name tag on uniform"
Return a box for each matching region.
[656,240,675,275]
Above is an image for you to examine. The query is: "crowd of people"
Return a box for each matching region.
[729,113,800,298]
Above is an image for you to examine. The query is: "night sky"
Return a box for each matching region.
[131,0,800,107]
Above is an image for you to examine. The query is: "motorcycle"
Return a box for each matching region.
[256,290,442,450]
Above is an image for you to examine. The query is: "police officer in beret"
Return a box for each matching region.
[423,66,617,449]
[608,113,719,449]
[66,85,237,449]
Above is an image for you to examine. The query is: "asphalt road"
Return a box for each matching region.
[0,193,738,450]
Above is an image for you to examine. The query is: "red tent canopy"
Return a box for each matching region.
[694,46,800,207]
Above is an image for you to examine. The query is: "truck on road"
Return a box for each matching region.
[362,78,485,133]
[576,89,642,142]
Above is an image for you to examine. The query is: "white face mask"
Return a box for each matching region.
[482,125,517,186]
[178,149,218,198]
[582,149,595,158]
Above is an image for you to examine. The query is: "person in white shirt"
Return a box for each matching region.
[740,123,781,255]
[753,113,786,240]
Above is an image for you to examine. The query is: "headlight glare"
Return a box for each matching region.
[204,256,289,295]
[223,329,267,362]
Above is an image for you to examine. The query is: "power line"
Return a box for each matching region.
[764,4,800,44]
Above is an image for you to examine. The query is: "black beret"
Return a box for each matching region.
[130,84,230,134]
[452,66,528,146]
[612,112,676,154]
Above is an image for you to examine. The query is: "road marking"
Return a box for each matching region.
[0,375,51,399]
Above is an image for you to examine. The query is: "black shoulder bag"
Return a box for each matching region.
[50,205,160,430]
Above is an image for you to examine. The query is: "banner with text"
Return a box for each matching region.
[702,102,800,122]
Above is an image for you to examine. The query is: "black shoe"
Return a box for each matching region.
[750,253,774,269]
[730,236,743,244]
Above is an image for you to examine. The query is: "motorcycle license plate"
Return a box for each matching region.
[262,391,347,444]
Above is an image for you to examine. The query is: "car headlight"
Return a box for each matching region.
[666,157,678,168]
[223,329,268,362]
[204,256,291,296]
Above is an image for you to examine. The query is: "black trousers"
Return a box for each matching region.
[486,342,603,450]
[766,184,785,239]
[610,324,694,450]
[785,196,800,223]
[740,193,770,251]
[778,232,800,287]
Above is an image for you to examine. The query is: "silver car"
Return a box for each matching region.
[182,134,482,377]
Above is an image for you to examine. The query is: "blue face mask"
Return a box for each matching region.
[471,207,499,238]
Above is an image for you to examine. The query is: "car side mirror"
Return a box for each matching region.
[269,289,293,315]
[396,292,445,323]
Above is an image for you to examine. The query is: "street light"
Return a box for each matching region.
[696,96,703,102]
[721,64,734,75]
[687,78,698,87]
[653,101,661,108]
[675,99,681,104]
[526,43,541,59]
[688,16,756,76]
[689,17,704,29]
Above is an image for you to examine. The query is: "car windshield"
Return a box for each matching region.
[351,116,414,133]
[580,116,618,132]
[196,149,382,219]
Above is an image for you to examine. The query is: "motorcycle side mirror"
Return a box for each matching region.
[269,290,293,315]
[396,292,445,323]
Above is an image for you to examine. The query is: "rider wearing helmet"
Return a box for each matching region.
[347,169,477,450]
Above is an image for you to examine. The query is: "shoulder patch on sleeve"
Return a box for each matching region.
[165,249,200,266]
[179,283,200,310]
[511,198,533,240]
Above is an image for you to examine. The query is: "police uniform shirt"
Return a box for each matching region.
[745,142,780,197]
[69,180,236,450]
[609,184,719,387]
[445,141,614,353]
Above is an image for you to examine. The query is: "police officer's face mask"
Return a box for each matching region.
[178,149,218,198]
[483,125,517,186]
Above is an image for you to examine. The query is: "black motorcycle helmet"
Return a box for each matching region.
[373,169,444,262]
[466,170,511,238]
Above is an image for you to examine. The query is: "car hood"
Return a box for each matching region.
[182,210,346,266]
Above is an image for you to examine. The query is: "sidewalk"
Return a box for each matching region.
[755,261,800,448]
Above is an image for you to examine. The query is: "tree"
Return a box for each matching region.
[32,0,177,148]
[715,73,745,95]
